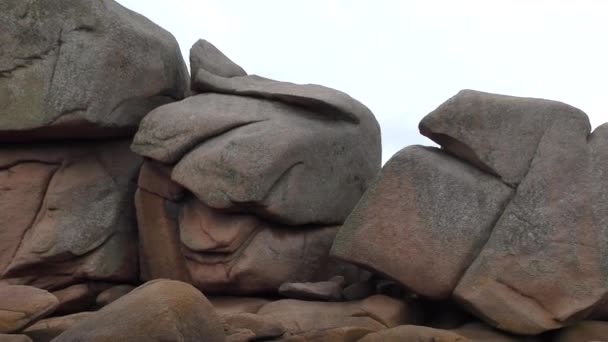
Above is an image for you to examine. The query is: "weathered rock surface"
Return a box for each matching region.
[223,312,285,341]
[257,295,417,335]
[452,322,540,342]
[94,284,135,308]
[419,89,590,186]
[181,202,354,294]
[0,334,32,342]
[133,92,381,225]
[552,320,608,342]
[332,90,608,335]
[51,282,112,314]
[209,296,271,316]
[0,140,140,290]
[279,326,375,342]
[53,279,225,342]
[278,276,344,301]
[0,285,58,333]
[23,312,93,342]
[332,145,513,299]
[136,166,358,294]
[190,39,247,80]
[359,325,469,342]
[0,0,188,140]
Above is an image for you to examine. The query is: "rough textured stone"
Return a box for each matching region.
[278,277,344,301]
[552,320,608,342]
[279,326,374,342]
[53,279,225,342]
[0,285,58,333]
[0,334,32,342]
[0,0,188,140]
[182,203,355,294]
[51,282,112,314]
[451,322,540,342]
[419,89,590,185]
[135,188,191,283]
[132,91,381,225]
[94,285,135,308]
[257,299,385,334]
[209,296,271,316]
[0,140,140,290]
[190,39,247,80]
[223,312,285,340]
[342,281,374,301]
[359,325,469,342]
[454,117,608,334]
[331,145,513,299]
[257,295,415,335]
[22,312,93,342]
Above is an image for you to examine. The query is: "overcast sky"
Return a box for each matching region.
[117,0,607,162]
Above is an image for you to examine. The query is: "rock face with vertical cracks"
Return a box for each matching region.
[131,40,380,294]
[332,89,608,335]
[0,140,141,290]
[0,0,188,141]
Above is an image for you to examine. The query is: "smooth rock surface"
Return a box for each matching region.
[0,285,58,333]
[0,0,188,140]
[53,279,225,342]
[0,140,140,290]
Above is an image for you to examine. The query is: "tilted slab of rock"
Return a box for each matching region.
[332,145,513,299]
[419,89,591,186]
[0,140,140,290]
[0,0,188,141]
[133,91,380,225]
[332,90,608,334]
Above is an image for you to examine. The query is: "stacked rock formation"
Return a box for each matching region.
[332,90,608,336]
[2,0,608,341]
[130,38,382,294]
[0,0,187,297]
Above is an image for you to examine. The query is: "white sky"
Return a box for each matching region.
[118,0,608,162]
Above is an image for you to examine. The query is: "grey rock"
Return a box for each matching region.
[133,92,380,225]
[419,89,591,185]
[190,39,247,80]
[331,145,513,299]
[0,0,188,140]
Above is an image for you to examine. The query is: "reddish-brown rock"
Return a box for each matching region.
[359,325,469,342]
[53,279,225,342]
[22,312,94,342]
[51,282,112,314]
[94,284,135,308]
[0,285,58,333]
[0,140,140,290]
